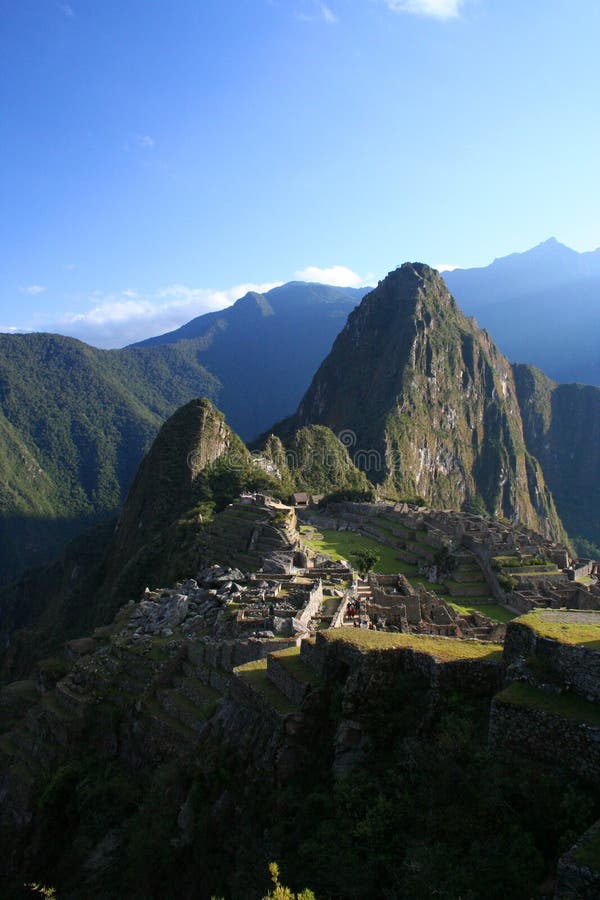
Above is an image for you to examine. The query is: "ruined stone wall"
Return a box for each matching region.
[330,591,351,628]
[488,696,600,782]
[462,534,508,604]
[508,592,544,615]
[297,580,324,628]
[570,561,594,581]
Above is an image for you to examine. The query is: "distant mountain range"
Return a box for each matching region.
[132,281,365,439]
[444,237,600,386]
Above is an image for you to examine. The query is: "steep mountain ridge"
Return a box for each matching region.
[513,364,600,554]
[1,259,599,591]
[277,263,565,540]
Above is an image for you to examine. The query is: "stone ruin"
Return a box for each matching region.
[367,573,505,642]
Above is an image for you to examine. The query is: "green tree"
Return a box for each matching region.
[353,549,380,577]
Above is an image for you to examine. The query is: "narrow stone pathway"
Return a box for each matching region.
[342,578,373,628]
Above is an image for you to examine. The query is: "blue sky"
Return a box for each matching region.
[2,0,600,346]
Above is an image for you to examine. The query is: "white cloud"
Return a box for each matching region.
[320,3,337,23]
[0,326,27,334]
[295,265,368,287]
[137,135,154,149]
[58,3,74,17]
[20,284,46,296]
[297,2,338,23]
[384,0,464,19]
[433,262,459,272]
[53,280,283,347]
[9,267,374,348]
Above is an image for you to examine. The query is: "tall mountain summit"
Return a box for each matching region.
[445,238,600,386]
[275,263,565,540]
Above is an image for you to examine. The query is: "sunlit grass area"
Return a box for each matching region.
[516,610,600,650]
[301,527,401,573]
[320,628,503,662]
[447,601,515,624]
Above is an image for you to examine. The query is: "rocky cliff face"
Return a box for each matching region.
[514,364,600,552]
[89,398,262,616]
[278,264,565,540]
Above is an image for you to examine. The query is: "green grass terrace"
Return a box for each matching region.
[269,646,322,687]
[574,824,600,872]
[514,609,600,651]
[319,629,503,663]
[495,681,600,728]
[300,525,402,572]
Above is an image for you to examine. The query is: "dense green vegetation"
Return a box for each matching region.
[6,666,598,899]
[261,426,371,497]
[0,332,219,586]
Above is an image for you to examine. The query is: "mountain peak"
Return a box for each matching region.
[278,262,565,540]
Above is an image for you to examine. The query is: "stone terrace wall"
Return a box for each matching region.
[228,672,284,731]
[489,696,600,782]
[504,621,600,702]
[267,655,312,707]
[187,636,294,677]
[302,633,503,697]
